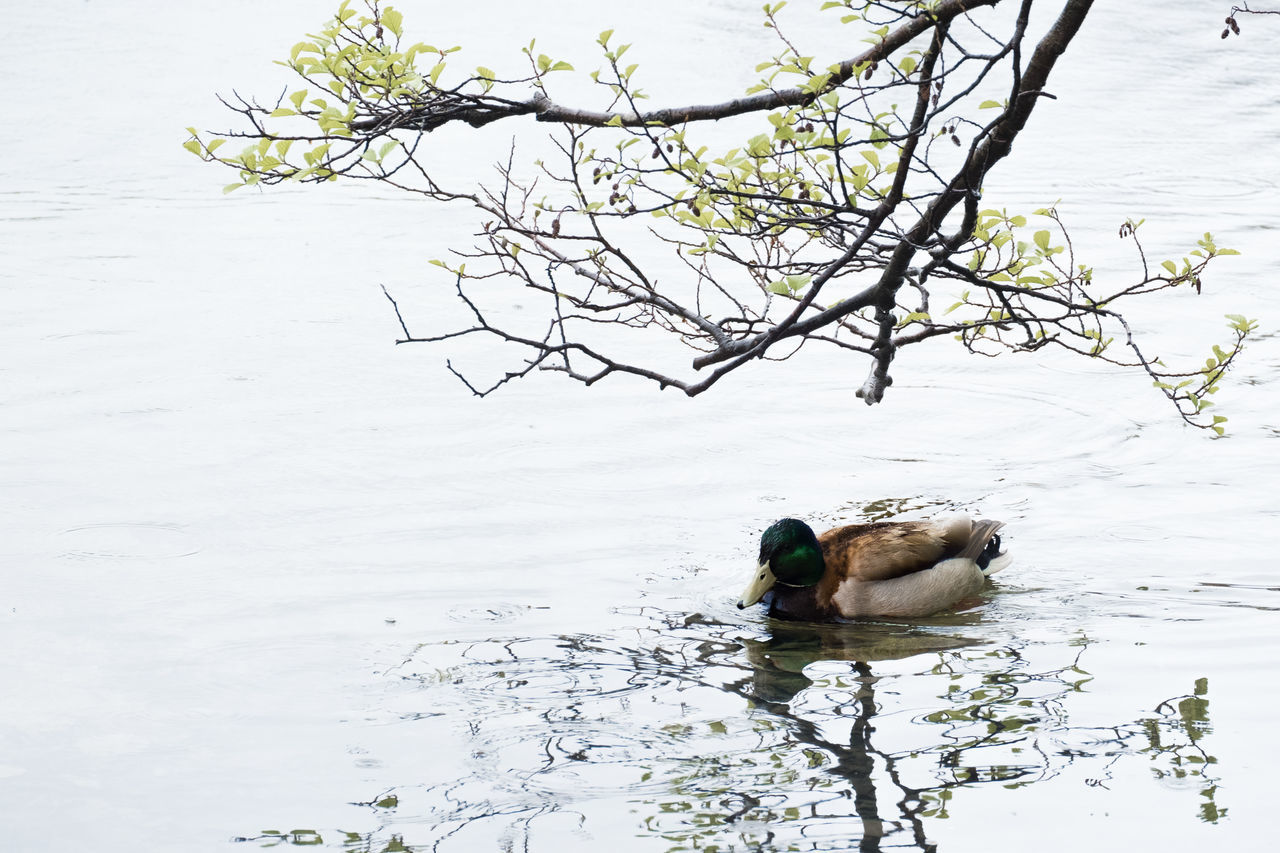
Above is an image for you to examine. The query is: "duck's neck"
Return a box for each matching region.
[766,584,832,622]
[775,544,825,588]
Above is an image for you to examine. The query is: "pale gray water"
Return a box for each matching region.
[2,1,1279,851]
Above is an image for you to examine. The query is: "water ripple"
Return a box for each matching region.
[56,522,200,561]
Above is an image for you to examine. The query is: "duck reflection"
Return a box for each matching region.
[737,619,984,705]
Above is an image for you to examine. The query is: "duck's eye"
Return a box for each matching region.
[759,573,766,581]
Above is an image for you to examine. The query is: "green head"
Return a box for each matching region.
[737,518,826,609]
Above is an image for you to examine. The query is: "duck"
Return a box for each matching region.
[737,516,1011,621]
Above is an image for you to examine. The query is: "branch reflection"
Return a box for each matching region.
[233,611,1227,851]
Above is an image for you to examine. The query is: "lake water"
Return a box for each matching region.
[3,1,1279,851]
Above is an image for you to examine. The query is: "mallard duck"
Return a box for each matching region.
[737,516,1011,621]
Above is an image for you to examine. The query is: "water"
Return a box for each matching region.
[2,1,1278,850]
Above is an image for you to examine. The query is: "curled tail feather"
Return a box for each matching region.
[959,518,1012,575]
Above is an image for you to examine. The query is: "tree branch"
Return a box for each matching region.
[189,0,1253,430]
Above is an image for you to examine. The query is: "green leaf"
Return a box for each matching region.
[1224,314,1257,333]
[1033,230,1051,251]
[746,133,771,156]
[767,273,811,295]
[222,182,244,194]
[382,8,404,37]
[979,99,1003,109]
[269,107,295,118]
[1161,259,1178,275]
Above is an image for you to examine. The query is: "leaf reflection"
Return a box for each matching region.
[234,611,1227,850]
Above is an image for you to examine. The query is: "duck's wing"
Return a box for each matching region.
[819,517,993,582]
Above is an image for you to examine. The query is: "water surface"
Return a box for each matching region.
[2,1,1278,851]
